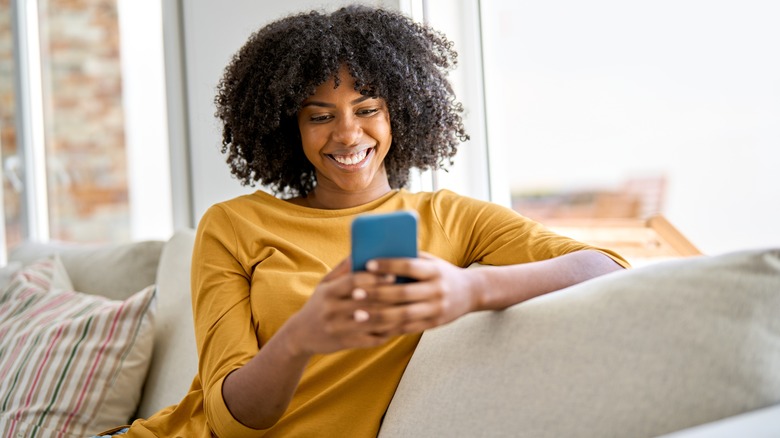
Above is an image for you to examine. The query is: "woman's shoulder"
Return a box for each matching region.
[402,188,498,210]
[400,188,463,202]
[207,190,289,214]
[197,191,292,229]
[402,189,533,229]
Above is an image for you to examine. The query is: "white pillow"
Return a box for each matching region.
[0,256,157,437]
[380,248,780,438]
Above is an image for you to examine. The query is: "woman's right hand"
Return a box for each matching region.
[287,258,398,355]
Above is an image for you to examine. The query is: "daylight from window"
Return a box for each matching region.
[479,0,780,254]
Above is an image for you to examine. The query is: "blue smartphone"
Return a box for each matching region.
[351,211,418,283]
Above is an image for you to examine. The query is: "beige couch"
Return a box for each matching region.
[4,229,780,437]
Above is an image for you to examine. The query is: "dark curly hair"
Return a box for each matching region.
[214,5,469,196]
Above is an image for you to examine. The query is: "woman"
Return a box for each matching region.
[99,5,627,437]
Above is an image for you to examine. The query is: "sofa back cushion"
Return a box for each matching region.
[136,229,199,419]
[379,248,780,437]
[9,240,164,300]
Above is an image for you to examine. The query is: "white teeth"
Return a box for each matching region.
[333,149,368,165]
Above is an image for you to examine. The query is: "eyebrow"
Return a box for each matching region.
[301,95,375,108]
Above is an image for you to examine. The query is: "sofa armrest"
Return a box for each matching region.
[380,248,780,437]
[136,229,198,419]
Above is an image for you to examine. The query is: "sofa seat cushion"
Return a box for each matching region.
[0,256,157,437]
[379,248,780,437]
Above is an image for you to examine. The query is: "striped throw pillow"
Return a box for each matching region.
[0,256,156,438]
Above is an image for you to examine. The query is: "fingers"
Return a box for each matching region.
[350,299,445,336]
[365,256,442,283]
[322,270,395,300]
[323,297,439,335]
[350,256,452,309]
[307,255,457,351]
[360,281,440,305]
[370,300,441,326]
[306,287,442,352]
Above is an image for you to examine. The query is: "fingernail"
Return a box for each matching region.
[366,260,378,271]
[352,288,367,300]
[354,309,369,322]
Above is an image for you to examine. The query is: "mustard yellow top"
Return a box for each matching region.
[123,189,628,438]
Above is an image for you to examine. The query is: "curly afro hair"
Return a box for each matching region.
[214,5,469,196]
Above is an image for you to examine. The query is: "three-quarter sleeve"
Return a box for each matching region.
[430,190,629,268]
[190,205,268,437]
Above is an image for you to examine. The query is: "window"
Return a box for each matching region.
[424,0,780,255]
[0,0,24,262]
[0,0,172,261]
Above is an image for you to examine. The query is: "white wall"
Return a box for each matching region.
[118,0,173,241]
[172,0,399,225]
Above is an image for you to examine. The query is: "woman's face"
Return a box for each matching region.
[297,68,392,198]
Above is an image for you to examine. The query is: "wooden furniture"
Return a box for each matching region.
[546,214,701,267]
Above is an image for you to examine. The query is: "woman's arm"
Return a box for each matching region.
[194,207,399,434]
[470,249,624,311]
[220,317,312,430]
[212,250,621,430]
[358,250,624,334]
[220,259,400,430]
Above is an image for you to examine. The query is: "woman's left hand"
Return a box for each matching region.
[357,252,481,335]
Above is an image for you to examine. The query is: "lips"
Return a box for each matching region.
[328,147,374,169]
[332,149,368,165]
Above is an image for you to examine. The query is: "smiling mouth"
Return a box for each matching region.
[328,147,374,168]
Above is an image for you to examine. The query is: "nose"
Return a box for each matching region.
[331,114,362,146]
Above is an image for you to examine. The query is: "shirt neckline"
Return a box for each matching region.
[250,189,405,217]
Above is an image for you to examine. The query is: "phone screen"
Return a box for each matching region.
[351,211,418,282]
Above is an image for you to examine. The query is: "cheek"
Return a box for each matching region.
[299,129,323,158]
[373,116,393,143]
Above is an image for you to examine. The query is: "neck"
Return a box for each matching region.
[305,183,393,210]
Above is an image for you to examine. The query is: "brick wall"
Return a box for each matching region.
[0,0,130,244]
[0,0,23,247]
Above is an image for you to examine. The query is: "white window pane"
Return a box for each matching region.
[480,0,780,254]
[37,0,130,241]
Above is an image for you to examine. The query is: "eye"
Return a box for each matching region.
[356,108,379,117]
[310,114,333,123]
